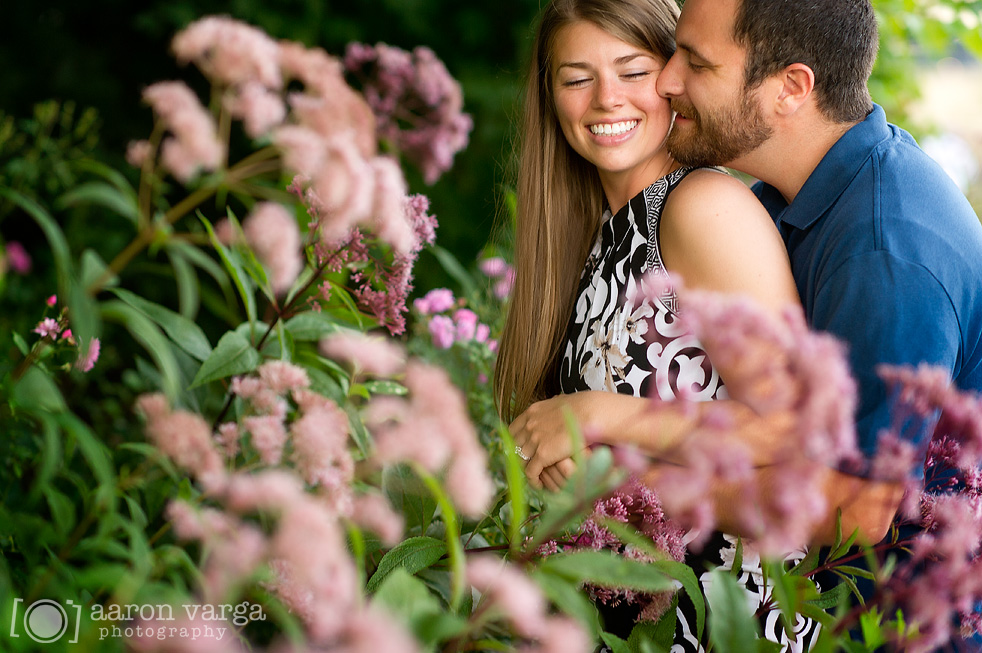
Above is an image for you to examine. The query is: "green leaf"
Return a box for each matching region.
[600,632,631,653]
[497,423,528,553]
[803,580,851,612]
[0,188,72,293]
[629,607,677,653]
[383,465,438,534]
[363,379,408,396]
[284,311,342,341]
[110,287,212,361]
[531,569,601,639]
[372,568,442,624]
[367,536,448,593]
[428,245,479,299]
[57,412,114,488]
[166,246,200,318]
[43,487,76,536]
[705,568,760,653]
[649,560,705,641]
[80,248,118,290]
[200,213,257,322]
[102,299,182,399]
[539,550,674,594]
[56,180,140,226]
[189,330,262,389]
[11,366,67,413]
[789,544,821,576]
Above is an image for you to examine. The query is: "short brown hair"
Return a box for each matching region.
[733,0,877,123]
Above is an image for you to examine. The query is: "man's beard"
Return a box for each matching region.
[667,87,772,167]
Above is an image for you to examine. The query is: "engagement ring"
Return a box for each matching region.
[514,445,530,461]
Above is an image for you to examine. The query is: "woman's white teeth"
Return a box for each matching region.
[590,120,638,136]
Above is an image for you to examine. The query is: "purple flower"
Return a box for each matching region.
[415,288,455,315]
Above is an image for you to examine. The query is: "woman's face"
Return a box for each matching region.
[551,21,674,202]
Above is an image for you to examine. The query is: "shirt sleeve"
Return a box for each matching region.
[811,250,960,461]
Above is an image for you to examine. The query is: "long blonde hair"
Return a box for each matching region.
[494,0,680,422]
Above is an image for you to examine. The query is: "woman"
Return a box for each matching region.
[494,0,817,649]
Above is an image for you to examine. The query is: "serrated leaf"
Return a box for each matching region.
[649,560,705,641]
[189,330,262,388]
[110,288,212,361]
[367,536,447,593]
[789,544,821,576]
[804,580,851,612]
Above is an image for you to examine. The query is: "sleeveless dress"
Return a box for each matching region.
[559,167,821,652]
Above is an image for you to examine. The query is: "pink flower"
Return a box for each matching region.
[475,323,490,344]
[33,318,60,340]
[45,294,57,307]
[289,396,352,492]
[215,422,240,458]
[333,605,421,653]
[467,556,549,638]
[319,332,406,377]
[428,315,455,349]
[243,414,288,465]
[519,617,592,653]
[367,362,491,517]
[125,140,152,168]
[348,492,404,546]
[257,360,310,395]
[478,256,509,278]
[369,156,413,254]
[494,268,515,300]
[224,469,306,513]
[453,308,478,342]
[344,42,472,184]
[75,337,100,372]
[242,202,303,295]
[5,241,31,274]
[224,80,287,138]
[414,288,455,315]
[171,16,282,89]
[143,81,225,181]
[137,393,226,485]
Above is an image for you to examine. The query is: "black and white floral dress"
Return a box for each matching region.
[559,167,820,652]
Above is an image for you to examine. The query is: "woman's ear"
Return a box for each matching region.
[773,63,815,115]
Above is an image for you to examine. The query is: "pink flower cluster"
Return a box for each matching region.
[319,331,406,377]
[344,42,473,184]
[240,202,303,295]
[479,256,515,300]
[365,361,495,517]
[413,288,495,351]
[139,81,225,182]
[467,556,591,652]
[863,364,982,650]
[543,477,687,622]
[631,274,861,555]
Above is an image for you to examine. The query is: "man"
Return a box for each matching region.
[656,0,982,639]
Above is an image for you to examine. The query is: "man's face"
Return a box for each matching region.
[656,0,772,168]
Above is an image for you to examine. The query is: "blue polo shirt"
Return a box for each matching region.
[754,105,982,465]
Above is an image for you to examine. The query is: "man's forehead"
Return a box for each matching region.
[676,0,742,58]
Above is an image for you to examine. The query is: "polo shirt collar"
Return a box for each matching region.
[769,104,891,231]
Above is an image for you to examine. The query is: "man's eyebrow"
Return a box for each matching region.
[677,43,712,64]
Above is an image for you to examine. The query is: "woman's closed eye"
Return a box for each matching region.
[561,77,592,88]
[621,71,651,80]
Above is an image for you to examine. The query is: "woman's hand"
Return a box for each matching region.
[509,392,604,488]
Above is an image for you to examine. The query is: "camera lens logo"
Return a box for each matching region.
[10,598,81,644]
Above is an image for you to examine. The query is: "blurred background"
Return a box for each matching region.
[2,0,981,295]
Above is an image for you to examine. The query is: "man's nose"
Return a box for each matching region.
[657,54,683,98]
